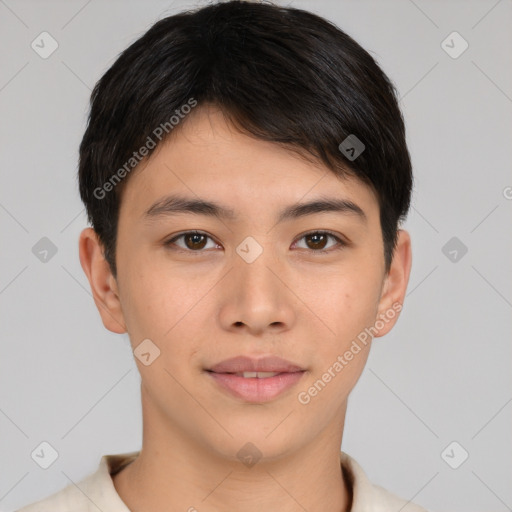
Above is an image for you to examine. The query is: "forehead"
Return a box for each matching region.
[119,107,379,222]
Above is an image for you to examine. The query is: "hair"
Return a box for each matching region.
[78,0,413,279]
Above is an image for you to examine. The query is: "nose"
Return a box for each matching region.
[218,246,296,336]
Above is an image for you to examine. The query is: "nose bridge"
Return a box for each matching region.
[234,235,281,301]
[221,235,293,333]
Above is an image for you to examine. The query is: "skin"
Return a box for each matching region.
[79,105,412,512]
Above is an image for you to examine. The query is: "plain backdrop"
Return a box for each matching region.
[1,1,511,511]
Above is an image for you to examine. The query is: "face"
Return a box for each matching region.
[80,106,411,463]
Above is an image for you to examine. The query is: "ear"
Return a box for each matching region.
[78,227,127,334]
[374,229,412,338]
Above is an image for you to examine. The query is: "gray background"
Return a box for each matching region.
[1,1,511,511]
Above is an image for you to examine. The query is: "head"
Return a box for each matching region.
[79,0,412,463]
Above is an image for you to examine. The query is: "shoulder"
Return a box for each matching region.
[341,451,429,511]
[15,451,139,512]
[16,481,90,512]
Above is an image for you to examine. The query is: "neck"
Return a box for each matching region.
[113,387,351,512]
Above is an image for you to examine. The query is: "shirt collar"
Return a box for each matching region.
[86,450,406,511]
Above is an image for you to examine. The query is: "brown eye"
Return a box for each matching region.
[183,233,207,250]
[294,231,345,252]
[165,231,217,252]
[305,233,328,250]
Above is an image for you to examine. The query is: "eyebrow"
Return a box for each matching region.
[143,193,366,224]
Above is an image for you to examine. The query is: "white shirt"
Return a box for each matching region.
[16,451,428,511]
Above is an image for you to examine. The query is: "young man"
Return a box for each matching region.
[18,1,425,510]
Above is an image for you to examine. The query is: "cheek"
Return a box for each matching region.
[312,266,383,344]
[295,278,380,413]
[118,257,211,361]
[117,258,176,343]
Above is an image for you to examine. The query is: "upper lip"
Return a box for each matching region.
[208,356,304,374]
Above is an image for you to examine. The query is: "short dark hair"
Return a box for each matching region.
[78,0,412,278]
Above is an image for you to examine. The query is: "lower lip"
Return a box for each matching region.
[207,371,305,402]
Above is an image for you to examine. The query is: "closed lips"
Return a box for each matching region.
[206,356,306,402]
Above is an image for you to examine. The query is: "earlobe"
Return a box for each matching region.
[78,227,127,334]
[374,229,412,338]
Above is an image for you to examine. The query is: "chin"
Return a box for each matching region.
[202,422,306,465]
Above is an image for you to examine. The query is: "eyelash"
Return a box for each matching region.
[164,230,347,254]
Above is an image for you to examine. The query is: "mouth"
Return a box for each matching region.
[205,356,306,402]
[228,371,284,378]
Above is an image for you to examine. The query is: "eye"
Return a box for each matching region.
[164,230,346,254]
[292,231,346,253]
[164,231,219,252]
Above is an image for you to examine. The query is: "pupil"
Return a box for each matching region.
[188,234,205,249]
[309,234,326,249]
